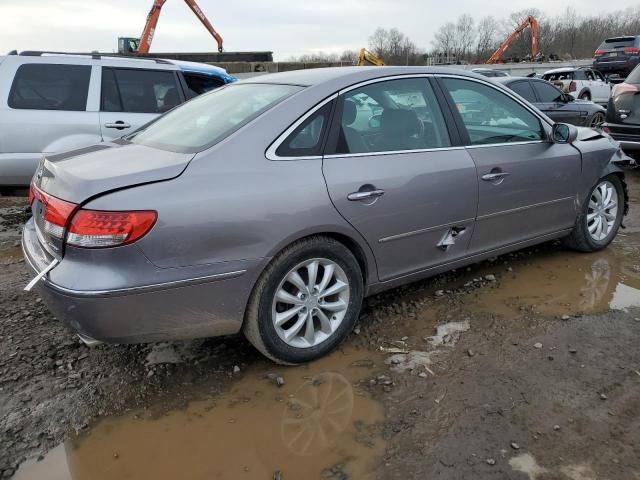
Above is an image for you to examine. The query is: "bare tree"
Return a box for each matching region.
[475,16,498,62]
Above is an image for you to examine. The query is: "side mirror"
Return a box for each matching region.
[552,123,578,144]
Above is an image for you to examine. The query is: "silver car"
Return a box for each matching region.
[22,67,630,364]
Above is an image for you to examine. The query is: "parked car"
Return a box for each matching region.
[593,36,640,78]
[471,68,510,78]
[542,67,610,104]
[22,67,630,364]
[0,51,235,189]
[602,64,640,152]
[496,76,606,127]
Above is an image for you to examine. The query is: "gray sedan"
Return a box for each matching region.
[22,67,630,364]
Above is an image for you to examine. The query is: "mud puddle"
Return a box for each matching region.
[464,236,640,318]
[14,347,386,480]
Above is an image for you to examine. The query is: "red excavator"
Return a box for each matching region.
[119,0,223,54]
[486,16,538,64]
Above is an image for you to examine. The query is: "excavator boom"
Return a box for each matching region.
[137,0,223,55]
[356,48,385,67]
[486,15,538,64]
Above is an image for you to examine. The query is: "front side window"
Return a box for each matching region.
[509,81,537,103]
[129,83,302,153]
[9,63,91,111]
[532,81,563,103]
[442,78,543,146]
[102,68,182,114]
[335,78,451,154]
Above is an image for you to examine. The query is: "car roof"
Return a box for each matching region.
[238,66,487,88]
[543,67,579,74]
[165,59,233,79]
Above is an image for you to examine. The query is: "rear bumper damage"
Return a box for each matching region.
[22,219,263,343]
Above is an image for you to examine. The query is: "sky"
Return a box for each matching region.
[0,0,637,61]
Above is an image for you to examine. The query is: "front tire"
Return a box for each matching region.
[563,175,624,252]
[243,237,364,364]
[589,112,605,127]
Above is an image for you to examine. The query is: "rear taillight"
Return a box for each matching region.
[601,126,610,133]
[624,47,640,55]
[31,183,78,239]
[569,81,577,92]
[594,49,604,56]
[67,210,157,248]
[612,82,639,97]
[30,183,156,248]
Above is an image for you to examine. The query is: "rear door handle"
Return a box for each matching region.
[104,121,131,130]
[347,189,385,201]
[481,172,511,181]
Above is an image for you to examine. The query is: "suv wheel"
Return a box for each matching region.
[580,92,591,101]
[563,175,624,252]
[243,237,364,364]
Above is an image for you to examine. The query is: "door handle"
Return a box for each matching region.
[481,172,511,181]
[347,189,385,201]
[104,121,131,130]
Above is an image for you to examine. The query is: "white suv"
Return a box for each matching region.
[542,67,611,105]
[0,51,234,189]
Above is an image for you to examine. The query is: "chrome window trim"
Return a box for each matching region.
[266,72,555,161]
[265,93,338,161]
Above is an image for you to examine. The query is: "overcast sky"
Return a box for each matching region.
[0,0,637,60]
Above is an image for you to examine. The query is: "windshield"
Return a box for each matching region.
[128,83,303,153]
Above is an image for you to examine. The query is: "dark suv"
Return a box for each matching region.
[603,64,640,153]
[593,36,640,77]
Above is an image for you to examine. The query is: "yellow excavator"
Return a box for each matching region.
[356,48,385,66]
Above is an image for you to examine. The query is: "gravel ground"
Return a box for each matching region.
[1,167,639,479]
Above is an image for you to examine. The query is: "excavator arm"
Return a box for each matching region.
[356,48,385,67]
[137,0,223,55]
[486,16,538,64]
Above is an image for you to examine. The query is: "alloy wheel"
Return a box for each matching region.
[271,258,350,348]
[587,180,618,241]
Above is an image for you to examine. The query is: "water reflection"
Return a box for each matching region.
[14,349,385,480]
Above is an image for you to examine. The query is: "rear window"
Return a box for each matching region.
[9,63,91,111]
[599,37,637,49]
[543,71,575,81]
[128,83,302,153]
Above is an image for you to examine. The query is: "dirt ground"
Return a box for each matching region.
[1,167,639,479]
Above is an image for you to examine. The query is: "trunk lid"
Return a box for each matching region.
[31,141,193,259]
[35,141,194,203]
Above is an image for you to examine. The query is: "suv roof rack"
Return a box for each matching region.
[15,51,172,64]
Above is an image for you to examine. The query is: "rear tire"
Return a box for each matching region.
[243,236,364,364]
[589,112,605,128]
[563,174,624,252]
[580,92,591,101]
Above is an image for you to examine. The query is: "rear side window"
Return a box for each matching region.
[509,81,537,103]
[442,78,543,146]
[102,68,182,114]
[183,73,225,97]
[532,81,563,103]
[9,63,90,111]
[276,102,332,157]
[543,71,574,81]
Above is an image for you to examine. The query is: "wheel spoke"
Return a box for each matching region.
[286,270,308,293]
[319,280,348,299]
[321,299,347,313]
[588,216,599,234]
[303,312,315,345]
[595,216,604,238]
[275,305,304,326]
[276,289,304,305]
[604,200,617,211]
[603,210,617,221]
[284,312,308,341]
[306,260,319,290]
[594,187,603,205]
[587,212,598,221]
[589,199,598,210]
[317,263,335,294]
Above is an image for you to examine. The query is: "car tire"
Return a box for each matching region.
[580,92,591,101]
[563,174,624,252]
[243,236,364,364]
[589,112,605,127]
